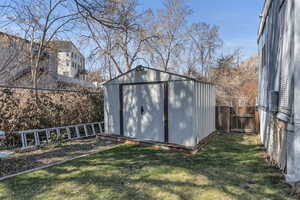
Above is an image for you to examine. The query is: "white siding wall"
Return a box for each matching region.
[57,52,70,76]
[57,48,85,79]
[289,0,300,183]
[258,0,300,183]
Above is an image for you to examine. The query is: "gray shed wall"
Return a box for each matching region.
[168,81,216,147]
[104,84,120,134]
[168,81,194,146]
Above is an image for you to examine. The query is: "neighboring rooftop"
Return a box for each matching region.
[49,40,82,54]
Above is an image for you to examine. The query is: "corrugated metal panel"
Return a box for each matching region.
[193,82,199,143]
[168,80,216,147]
[168,81,195,146]
[213,86,216,131]
[104,69,216,147]
[192,82,215,142]
[104,84,120,134]
[123,84,165,142]
[199,84,202,139]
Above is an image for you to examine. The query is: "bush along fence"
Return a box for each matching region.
[0,85,104,150]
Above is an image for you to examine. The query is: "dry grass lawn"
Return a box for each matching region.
[0,133,298,200]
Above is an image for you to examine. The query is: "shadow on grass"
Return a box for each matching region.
[0,133,297,200]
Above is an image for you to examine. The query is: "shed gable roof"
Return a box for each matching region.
[103,66,201,85]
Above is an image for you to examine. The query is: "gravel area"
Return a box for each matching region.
[0,137,118,178]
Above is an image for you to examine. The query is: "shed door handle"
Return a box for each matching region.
[141,106,144,115]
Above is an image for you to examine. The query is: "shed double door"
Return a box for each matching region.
[123,83,165,142]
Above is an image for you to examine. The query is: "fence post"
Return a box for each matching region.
[228,107,232,133]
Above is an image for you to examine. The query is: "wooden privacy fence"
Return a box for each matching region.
[216,106,259,133]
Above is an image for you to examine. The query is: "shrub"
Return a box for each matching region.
[0,87,104,132]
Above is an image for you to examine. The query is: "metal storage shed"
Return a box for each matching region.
[103,66,216,147]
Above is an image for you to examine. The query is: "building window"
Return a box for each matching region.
[63,72,69,76]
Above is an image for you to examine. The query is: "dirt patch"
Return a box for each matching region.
[0,137,118,178]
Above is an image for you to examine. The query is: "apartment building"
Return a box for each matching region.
[0,32,57,86]
[50,41,86,80]
[0,32,92,88]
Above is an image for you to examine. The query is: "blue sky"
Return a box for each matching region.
[138,0,264,59]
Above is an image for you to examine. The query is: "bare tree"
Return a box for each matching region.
[210,51,258,106]
[79,0,155,74]
[145,0,191,71]
[4,0,79,97]
[183,23,222,77]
